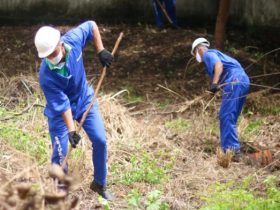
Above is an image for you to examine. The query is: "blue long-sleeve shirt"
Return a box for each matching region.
[39,21,95,119]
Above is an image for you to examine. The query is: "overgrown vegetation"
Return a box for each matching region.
[200,176,280,210]
[0,124,49,165]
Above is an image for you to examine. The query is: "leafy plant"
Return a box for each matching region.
[127,189,169,210]
[122,155,165,184]
[146,190,169,210]
[98,196,110,210]
[128,189,141,209]
[111,152,175,185]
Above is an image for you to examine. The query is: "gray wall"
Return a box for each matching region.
[0,0,279,27]
[230,0,280,27]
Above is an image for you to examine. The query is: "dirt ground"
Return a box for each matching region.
[0,24,280,210]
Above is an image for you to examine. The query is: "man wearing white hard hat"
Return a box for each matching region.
[35,21,114,200]
[191,38,250,161]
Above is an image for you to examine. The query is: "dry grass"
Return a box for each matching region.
[216,148,233,168]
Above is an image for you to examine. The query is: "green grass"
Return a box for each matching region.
[165,118,192,132]
[200,176,280,210]
[111,152,175,185]
[244,119,263,135]
[0,125,49,165]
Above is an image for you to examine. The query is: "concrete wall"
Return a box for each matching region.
[0,0,279,27]
[230,0,280,27]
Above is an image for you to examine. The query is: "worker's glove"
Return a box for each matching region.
[68,131,81,148]
[98,49,113,68]
[209,83,219,93]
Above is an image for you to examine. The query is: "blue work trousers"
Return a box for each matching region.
[219,73,250,151]
[152,0,177,28]
[48,103,107,186]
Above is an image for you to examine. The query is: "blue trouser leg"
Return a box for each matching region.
[152,0,164,28]
[48,104,107,186]
[219,74,250,151]
[48,117,69,171]
[164,0,177,27]
[78,104,107,186]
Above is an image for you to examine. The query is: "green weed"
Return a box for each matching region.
[146,190,169,210]
[111,152,175,185]
[165,118,191,132]
[128,189,141,209]
[0,125,49,165]
[200,176,280,210]
[98,196,110,210]
[127,189,169,210]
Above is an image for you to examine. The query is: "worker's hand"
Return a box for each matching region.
[98,49,113,68]
[209,83,219,93]
[68,131,81,148]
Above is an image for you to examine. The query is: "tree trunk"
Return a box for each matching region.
[214,0,231,50]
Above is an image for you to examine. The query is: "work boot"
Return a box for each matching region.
[90,181,114,201]
[232,150,242,162]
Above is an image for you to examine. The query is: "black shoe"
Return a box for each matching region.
[232,150,242,162]
[90,181,114,201]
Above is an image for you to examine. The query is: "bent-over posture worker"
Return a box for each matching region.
[34,21,114,200]
[191,38,250,161]
[152,0,177,29]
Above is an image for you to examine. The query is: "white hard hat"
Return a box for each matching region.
[34,26,61,58]
[191,37,210,55]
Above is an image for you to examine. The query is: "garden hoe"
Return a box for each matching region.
[62,32,124,169]
[155,0,173,25]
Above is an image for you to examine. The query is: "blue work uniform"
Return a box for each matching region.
[203,49,250,151]
[39,21,107,186]
[152,0,177,28]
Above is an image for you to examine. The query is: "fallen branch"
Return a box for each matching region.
[245,48,280,70]
[183,57,196,79]
[250,72,280,79]
[155,92,211,115]
[157,84,187,100]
